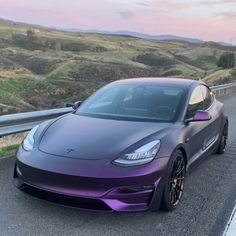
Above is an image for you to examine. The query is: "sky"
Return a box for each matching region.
[0,0,236,43]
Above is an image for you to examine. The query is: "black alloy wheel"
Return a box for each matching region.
[216,122,228,154]
[161,150,186,211]
[169,155,185,206]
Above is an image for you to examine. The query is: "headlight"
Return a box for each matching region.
[113,140,161,166]
[23,125,39,151]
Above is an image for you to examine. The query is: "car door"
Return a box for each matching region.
[184,85,212,168]
[200,85,222,150]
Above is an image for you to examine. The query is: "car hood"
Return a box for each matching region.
[39,114,171,160]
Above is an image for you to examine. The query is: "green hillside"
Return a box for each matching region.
[0,18,235,114]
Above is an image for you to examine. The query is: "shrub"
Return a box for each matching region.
[217,52,235,69]
[134,53,178,67]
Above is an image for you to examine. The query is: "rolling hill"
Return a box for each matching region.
[0,18,235,114]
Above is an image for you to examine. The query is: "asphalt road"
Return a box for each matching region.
[0,94,236,236]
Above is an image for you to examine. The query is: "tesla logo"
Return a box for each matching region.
[66,148,74,154]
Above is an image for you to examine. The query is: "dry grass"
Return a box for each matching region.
[0,68,25,78]
[203,69,232,84]
[0,132,27,148]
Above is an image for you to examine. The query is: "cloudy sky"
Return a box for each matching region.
[0,0,235,43]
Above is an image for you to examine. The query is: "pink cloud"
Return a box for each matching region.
[215,11,236,19]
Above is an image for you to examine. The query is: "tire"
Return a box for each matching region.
[215,122,228,154]
[161,150,186,211]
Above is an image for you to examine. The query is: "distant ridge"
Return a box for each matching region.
[62,28,234,46]
[0,18,234,46]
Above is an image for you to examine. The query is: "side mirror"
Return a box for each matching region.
[72,101,82,110]
[186,110,211,123]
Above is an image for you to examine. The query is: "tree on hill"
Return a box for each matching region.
[217,52,235,69]
[26,29,35,38]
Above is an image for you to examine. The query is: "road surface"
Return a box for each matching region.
[0,94,236,236]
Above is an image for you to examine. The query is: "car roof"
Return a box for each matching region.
[112,77,199,88]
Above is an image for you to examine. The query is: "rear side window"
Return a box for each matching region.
[200,85,213,110]
[186,86,204,119]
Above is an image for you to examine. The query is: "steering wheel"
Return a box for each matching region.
[153,106,174,120]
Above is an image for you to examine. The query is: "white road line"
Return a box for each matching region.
[223,203,236,236]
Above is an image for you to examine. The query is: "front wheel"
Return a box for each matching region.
[215,122,228,154]
[161,150,186,211]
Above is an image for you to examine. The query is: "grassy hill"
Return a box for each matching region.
[0,18,235,114]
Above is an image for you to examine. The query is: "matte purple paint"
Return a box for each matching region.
[14,144,167,211]
[193,110,211,121]
[13,78,227,212]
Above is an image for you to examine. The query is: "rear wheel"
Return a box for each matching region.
[161,150,186,211]
[215,122,228,154]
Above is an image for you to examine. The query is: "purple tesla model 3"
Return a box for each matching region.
[14,78,228,212]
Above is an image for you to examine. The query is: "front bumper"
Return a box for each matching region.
[14,145,169,212]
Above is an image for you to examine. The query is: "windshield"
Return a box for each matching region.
[76,83,185,122]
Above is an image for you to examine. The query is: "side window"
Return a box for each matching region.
[200,85,213,110]
[186,86,204,119]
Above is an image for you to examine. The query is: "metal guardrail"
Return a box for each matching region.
[0,107,73,137]
[0,82,236,137]
[211,82,236,98]
[210,82,236,90]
